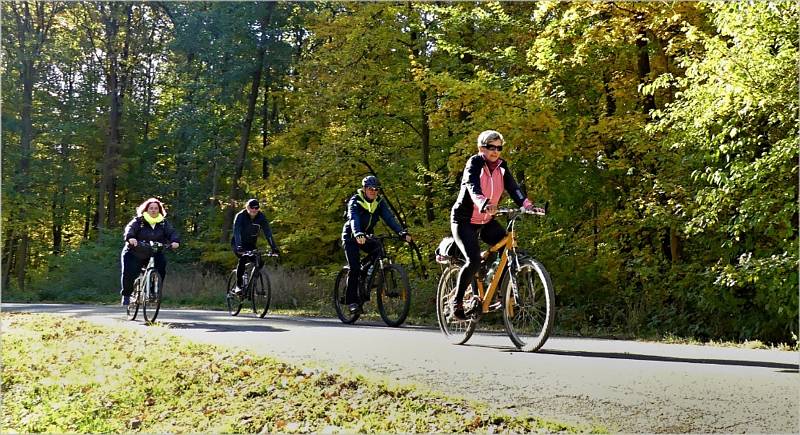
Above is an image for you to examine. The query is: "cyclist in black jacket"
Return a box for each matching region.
[120,198,180,306]
[230,198,279,294]
[342,176,412,314]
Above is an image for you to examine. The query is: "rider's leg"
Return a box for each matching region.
[234,253,248,287]
[451,222,482,304]
[153,252,167,280]
[120,250,143,297]
[343,237,362,306]
[480,219,507,258]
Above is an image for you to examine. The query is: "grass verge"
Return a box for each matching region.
[2,313,595,433]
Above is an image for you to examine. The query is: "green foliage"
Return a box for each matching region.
[2,1,796,344]
[24,232,122,303]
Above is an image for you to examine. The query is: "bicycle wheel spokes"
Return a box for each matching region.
[226,270,243,316]
[126,278,141,321]
[503,259,555,352]
[251,273,271,318]
[142,271,162,323]
[435,265,477,345]
[375,264,411,327]
[332,267,359,324]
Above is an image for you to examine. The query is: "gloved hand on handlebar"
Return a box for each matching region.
[522,199,546,215]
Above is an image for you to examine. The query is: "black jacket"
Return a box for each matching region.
[341,190,405,240]
[122,216,180,257]
[450,154,527,224]
[231,209,278,252]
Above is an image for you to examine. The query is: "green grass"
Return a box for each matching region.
[1,313,596,433]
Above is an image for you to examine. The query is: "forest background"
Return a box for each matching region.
[2,1,797,344]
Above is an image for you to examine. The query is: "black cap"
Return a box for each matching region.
[246,199,260,209]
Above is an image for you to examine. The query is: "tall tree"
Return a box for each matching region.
[3,1,66,289]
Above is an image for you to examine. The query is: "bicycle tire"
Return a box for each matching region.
[503,258,555,352]
[126,277,141,321]
[226,269,243,316]
[375,263,411,327]
[251,272,271,318]
[332,266,360,324]
[142,269,162,323]
[435,264,477,345]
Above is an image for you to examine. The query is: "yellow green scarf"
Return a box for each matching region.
[142,213,164,228]
[357,189,380,214]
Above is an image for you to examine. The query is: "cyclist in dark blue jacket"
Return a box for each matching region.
[231,198,279,294]
[341,176,412,313]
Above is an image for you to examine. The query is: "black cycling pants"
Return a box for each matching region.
[120,250,166,296]
[235,251,264,287]
[451,219,506,303]
[343,236,381,305]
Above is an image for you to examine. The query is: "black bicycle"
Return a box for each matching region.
[333,235,412,327]
[126,241,168,323]
[225,249,276,318]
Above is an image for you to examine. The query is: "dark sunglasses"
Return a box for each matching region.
[365,186,380,191]
[481,144,503,151]
[248,205,259,210]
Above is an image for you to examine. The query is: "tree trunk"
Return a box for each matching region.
[669,225,681,264]
[15,235,29,291]
[2,231,16,291]
[419,90,434,223]
[221,3,274,243]
[83,195,93,239]
[261,71,271,180]
[636,28,656,117]
[97,6,121,232]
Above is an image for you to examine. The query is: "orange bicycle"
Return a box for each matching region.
[435,207,555,352]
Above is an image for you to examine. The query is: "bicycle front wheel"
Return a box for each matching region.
[435,264,477,345]
[142,270,162,323]
[503,258,555,352]
[251,272,271,318]
[332,267,359,324]
[226,270,243,316]
[374,263,411,327]
[126,277,141,321]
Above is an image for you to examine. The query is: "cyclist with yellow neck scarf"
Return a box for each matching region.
[120,197,180,306]
[341,176,412,314]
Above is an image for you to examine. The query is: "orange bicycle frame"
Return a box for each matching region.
[474,227,517,314]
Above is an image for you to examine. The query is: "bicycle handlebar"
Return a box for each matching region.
[495,207,546,217]
[131,240,175,251]
[238,249,279,258]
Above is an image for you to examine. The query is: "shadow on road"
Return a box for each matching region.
[457,341,798,372]
[536,348,799,372]
[159,320,290,333]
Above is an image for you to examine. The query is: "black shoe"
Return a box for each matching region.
[451,300,466,321]
[348,303,361,314]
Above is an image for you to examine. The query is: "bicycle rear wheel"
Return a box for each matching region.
[332,267,359,324]
[435,264,477,345]
[375,263,411,327]
[503,258,555,352]
[142,270,162,323]
[126,277,141,321]
[226,269,243,316]
[251,272,271,318]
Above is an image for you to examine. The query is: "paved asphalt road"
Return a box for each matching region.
[3,303,798,433]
